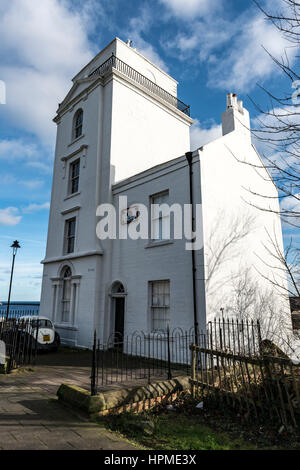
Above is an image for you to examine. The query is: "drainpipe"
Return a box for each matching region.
[185,152,199,345]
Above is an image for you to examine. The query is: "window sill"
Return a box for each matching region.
[64,191,81,201]
[61,205,81,215]
[145,240,174,249]
[68,134,85,147]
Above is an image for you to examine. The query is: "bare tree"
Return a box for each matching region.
[205,212,255,298]
[203,2,300,354]
[242,1,300,229]
[228,266,299,356]
[228,267,257,322]
[255,226,300,297]
[233,0,300,306]
[205,211,299,356]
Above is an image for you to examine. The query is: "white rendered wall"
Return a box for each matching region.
[73,37,192,182]
[42,85,103,262]
[107,156,206,341]
[40,84,105,346]
[67,37,192,184]
[115,39,178,96]
[110,78,191,181]
[198,125,291,349]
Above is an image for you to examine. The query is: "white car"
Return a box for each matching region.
[18,316,60,352]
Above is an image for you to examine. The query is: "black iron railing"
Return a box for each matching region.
[90,327,198,394]
[0,318,39,372]
[89,54,190,117]
[90,319,262,395]
[191,342,300,429]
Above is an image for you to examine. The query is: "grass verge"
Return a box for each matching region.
[96,394,300,450]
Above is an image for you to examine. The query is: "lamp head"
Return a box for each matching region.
[11,240,21,250]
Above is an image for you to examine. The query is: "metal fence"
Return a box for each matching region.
[90,318,300,428]
[205,318,261,356]
[0,318,39,373]
[0,309,38,320]
[90,319,262,395]
[0,302,39,320]
[190,320,300,428]
[89,54,191,116]
[90,327,199,394]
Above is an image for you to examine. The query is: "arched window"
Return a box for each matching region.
[61,266,72,322]
[73,109,83,140]
[111,281,125,295]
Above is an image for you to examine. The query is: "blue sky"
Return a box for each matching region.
[0,0,297,300]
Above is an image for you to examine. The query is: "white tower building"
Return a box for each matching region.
[40,39,292,354]
[40,38,193,346]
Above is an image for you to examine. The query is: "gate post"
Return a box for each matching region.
[167,326,172,380]
[91,330,97,396]
[191,344,196,398]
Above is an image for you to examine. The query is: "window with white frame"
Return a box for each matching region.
[61,266,72,323]
[64,218,76,254]
[73,109,83,140]
[150,280,170,332]
[151,191,170,241]
[69,159,80,194]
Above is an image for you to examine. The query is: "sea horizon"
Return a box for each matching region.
[0,301,40,316]
[0,301,40,304]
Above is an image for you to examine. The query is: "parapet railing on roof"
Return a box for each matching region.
[89,54,190,117]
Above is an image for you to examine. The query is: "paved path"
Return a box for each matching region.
[0,371,137,450]
[25,348,157,394]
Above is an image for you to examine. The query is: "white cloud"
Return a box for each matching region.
[126,7,169,72]
[22,180,44,190]
[0,201,49,226]
[134,40,168,73]
[163,6,298,92]
[0,139,40,161]
[22,202,50,214]
[26,161,53,174]
[0,0,95,144]
[251,105,300,172]
[159,0,219,18]
[1,173,44,190]
[0,138,52,176]
[209,15,297,91]
[252,105,300,138]
[2,174,17,185]
[0,207,21,226]
[0,262,42,278]
[0,262,43,301]
[168,19,232,62]
[190,119,222,150]
[1,1,91,73]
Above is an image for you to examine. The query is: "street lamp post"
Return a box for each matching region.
[5,241,21,321]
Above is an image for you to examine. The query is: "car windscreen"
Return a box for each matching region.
[31,319,53,329]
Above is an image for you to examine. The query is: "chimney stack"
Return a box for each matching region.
[222,93,251,140]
